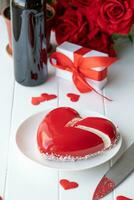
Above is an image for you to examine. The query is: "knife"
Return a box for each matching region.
[93,143,134,200]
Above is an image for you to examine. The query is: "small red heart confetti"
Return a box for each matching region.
[60,179,79,190]
[31,97,42,105]
[31,93,57,105]
[41,93,57,101]
[67,93,80,102]
[116,196,133,200]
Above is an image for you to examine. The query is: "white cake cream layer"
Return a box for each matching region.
[76,125,111,149]
[65,117,82,127]
[66,117,112,149]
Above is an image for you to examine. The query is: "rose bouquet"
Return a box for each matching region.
[54,0,134,56]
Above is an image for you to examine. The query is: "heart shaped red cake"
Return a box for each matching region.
[37,107,119,161]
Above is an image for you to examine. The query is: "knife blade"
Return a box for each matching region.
[93,143,134,200]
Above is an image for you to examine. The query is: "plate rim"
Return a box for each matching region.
[15,107,122,171]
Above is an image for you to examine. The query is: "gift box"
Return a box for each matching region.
[50,41,117,93]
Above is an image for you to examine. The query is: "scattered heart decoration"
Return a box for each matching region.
[31,93,57,105]
[37,107,119,161]
[116,196,133,200]
[60,179,79,190]
[67,93,80,102]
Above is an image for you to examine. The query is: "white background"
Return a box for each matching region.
[0,16,134,200]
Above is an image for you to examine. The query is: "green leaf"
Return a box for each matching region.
[112,34,121,40]
[130,25,134,35]
[128,34,133,44]
[47,0,53,4]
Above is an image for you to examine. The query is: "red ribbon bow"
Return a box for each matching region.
[50,47,117,100]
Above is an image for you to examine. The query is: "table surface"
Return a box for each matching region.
[0,16,134,200]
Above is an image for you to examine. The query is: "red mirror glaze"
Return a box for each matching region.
[74,117,117,144]
[37,107,118,160]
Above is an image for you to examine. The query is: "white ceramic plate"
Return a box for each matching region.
[16,108,122,171]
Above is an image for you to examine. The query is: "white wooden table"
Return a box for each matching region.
[0,16,134,200]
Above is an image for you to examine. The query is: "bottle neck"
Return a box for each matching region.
[12,0,46,9]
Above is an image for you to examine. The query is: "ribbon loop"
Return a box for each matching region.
[50,49,117,100]
[50,52,74,72]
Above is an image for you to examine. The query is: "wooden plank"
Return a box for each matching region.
[58,78,113,200]
[0,17,14,196]
[1,17,133,200]
[104,40,134,199]
[4,63,59,200]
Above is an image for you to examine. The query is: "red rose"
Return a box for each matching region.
[57,0,70,7]
[56,0,70,17]
[87,31,116,56]
[98,0,134,35]
[85,1,101,26]
[71,0,91,7]
[85,1,101,38]
[55,8,89,46]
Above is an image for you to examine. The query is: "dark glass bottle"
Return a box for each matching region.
[11,0,48,86]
